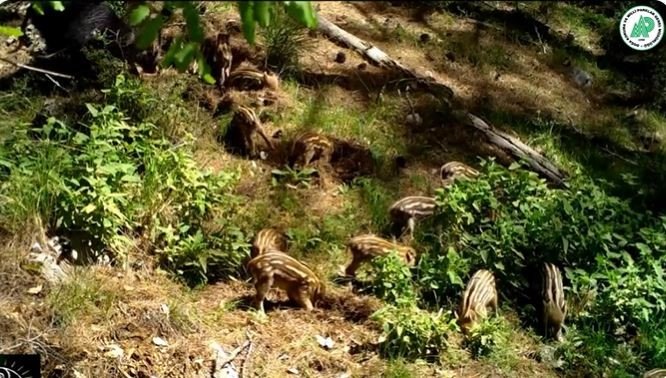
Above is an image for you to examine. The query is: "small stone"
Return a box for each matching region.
[419,33,431,43]
[357,63,367,70]
[406,113,423,126]
[315,335,335,350]
[27,285,43,295]
[152,336,169,347]
[334,51,346,64]
[287,367,300,375]
[103,344,124,359]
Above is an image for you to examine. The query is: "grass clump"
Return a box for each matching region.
[260,6,314,76]
[47,270,118,326]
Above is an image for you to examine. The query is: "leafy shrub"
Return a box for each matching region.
[414,159,666,374]
[372,304,456,360]
[0,74,247,286]
[464,317,513,360]
[368,252,417,304]
[101,73,157,121]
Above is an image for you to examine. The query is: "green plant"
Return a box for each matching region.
[1,74,245,285]
[367,252,417,304]
[372,304,456,360]
[415,159,666,374]
[352,177,395,232]
[101,73,157,121]
[464,317,512,360]
[259,4,315,74]
[271,166,317,188]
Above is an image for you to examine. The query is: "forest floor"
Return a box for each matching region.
[1,2,664,377]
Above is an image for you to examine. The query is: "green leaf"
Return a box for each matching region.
[174,42,198,71]
[49,1,65,11]
[161,36,183,67]
[238,2,257,45]
[85,104,99,117]
[182,2,204,42]
[0,26,23,38]
[254,1,272,27]
[136,16,164,50]
[202,73,216,85]
[283,1,317,28]
[31,3,45,15]
[82,203,97,214]
[129,4,151,26]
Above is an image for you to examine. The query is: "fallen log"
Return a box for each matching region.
[315,13,566,185]
[461,112,565,184]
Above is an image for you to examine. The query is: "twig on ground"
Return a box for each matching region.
[601,146,638,166]
[218,339,251,370]
[0,56,75,79]
[241,331,254,378]
[534,25,547,54]
[45,73,70,93]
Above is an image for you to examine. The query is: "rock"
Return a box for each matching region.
[419,33,431,43]
[287,368,300,375]
[406,113,423,127]
[30,242,43,253]
[315,335,335,350]
[27,246,69,283]
[152,337,169,347]
[334,51,346,64]
[210,341,239,378]
[571,67,592,88]
[103,344,124,359]
[27,285,43,295]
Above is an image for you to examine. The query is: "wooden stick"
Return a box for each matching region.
[241,331,254,378]
[0,56,75,79]
[218,339,251,369]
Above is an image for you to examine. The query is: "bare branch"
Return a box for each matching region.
[0,56,75,79]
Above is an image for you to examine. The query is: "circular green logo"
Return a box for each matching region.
[619,6,664,51]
